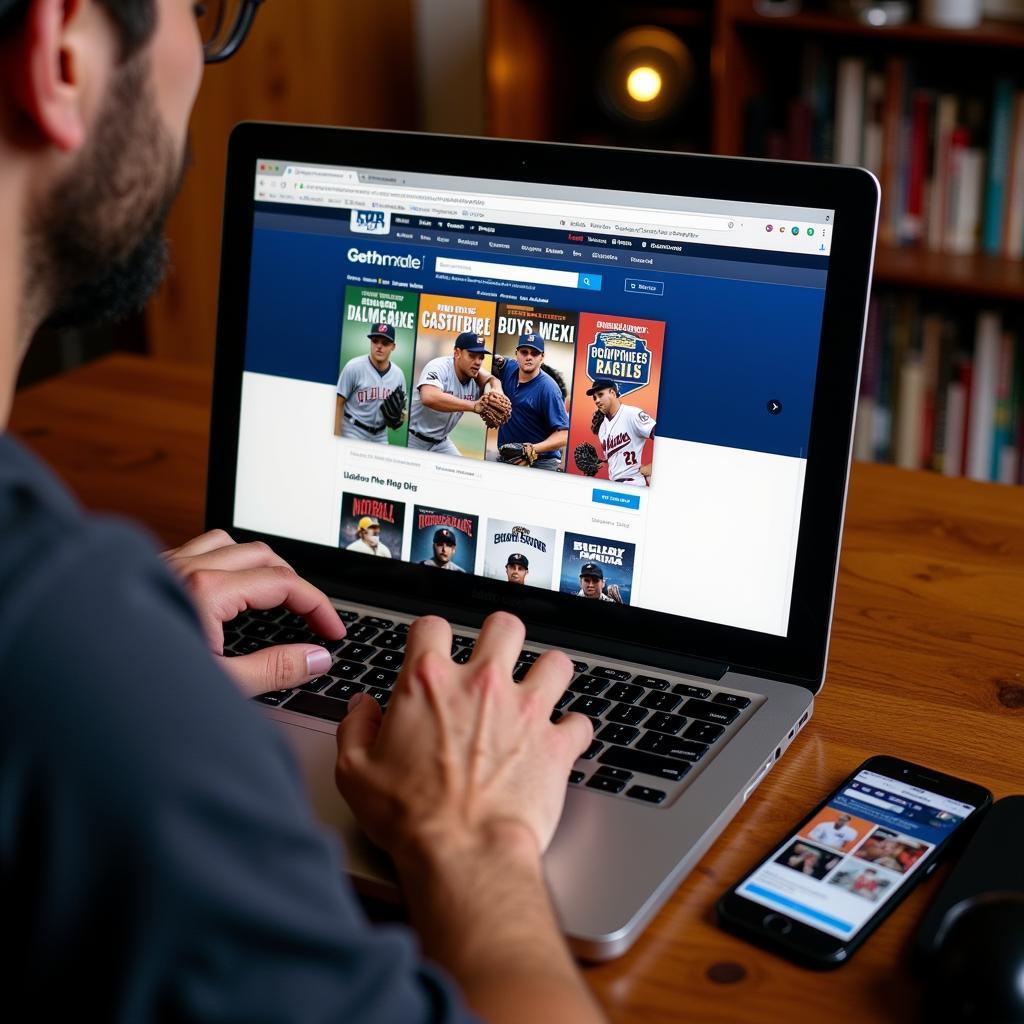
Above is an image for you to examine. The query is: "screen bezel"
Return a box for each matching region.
[207,123,879,689]
[716,755,993,966]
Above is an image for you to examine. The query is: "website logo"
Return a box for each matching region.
[586,331,652,398]
[347,248,422,269]
[350,209,390,234]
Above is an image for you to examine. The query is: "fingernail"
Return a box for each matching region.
[306,648,332,675]
[349,692,366,710]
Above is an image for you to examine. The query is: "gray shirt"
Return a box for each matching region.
[409,356,479,441]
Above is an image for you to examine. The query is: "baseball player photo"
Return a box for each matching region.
[483,518,555,589]
[410,506,479,572]
[407,332,512,457]
[575,562,622,603]
[577,379,656,486]
[338,492,406,557]
[505,552,529,584]
[559,532,635,605]
[334,322,408,443]
[491,332,570,470]
[346,516,392,557]
[420,528,466,571]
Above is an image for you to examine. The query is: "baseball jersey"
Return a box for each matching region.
[598,404,656,485]
[336,356,405,433]
[409,357,480,442]
[495,362,569,459]
[346,538,392,557]
[576,588,615,601]
[419,558,466,571]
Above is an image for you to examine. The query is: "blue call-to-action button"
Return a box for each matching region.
[577,272,603,290]
[624,278,664,296]
[742,884,855,933]
[592,488,640,510]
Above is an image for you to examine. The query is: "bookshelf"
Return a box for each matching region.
[486,0,1024,484]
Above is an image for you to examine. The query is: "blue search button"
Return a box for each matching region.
[592,488,640,510]
[577,273,602,291]
[625,278,664,296]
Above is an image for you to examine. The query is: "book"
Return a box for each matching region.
[835,56,865,166]
[1004,91,1024,261]
[927,94,959,252]
[966,311,1002,480]
[983,78,1015,254]
[992,328,1018,480]
[895,351,925,469]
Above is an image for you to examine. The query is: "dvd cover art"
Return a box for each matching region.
[339,492,406,558]
[410,505,479,573]
[334,286,418,446]
[482,518,556,589]
[559,532,636,605]
[566,313,666,486]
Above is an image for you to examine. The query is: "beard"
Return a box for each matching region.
[28,51,186,332]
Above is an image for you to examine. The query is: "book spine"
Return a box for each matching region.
[835,56,866,166]
[862,70,885,178]
[1003,92,1024,260]
[903,90,932,245]
[920,312,943,466]
[966,311,1002,480]
[928,94,958,252]
[943,377,966,477]
[895,352,925,468]
[879,57,906,247]
[992,328,1017,480]
[983,78,1015,254]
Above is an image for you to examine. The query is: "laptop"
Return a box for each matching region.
[206,124,879,960]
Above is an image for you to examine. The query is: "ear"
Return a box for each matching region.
[11,0,109,153]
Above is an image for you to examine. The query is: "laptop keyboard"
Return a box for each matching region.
[228,605,758,808]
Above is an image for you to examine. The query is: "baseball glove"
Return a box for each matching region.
[591,409,605,436]
[498,442,538,466]
[478,391,512,428]
[492,353,508,374]
[606,583,624,604]
[381,386,406,429]
[573,442,603,476]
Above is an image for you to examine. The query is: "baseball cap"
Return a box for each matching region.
[454,331,490,354]
[517,332,545,354]
[579,562,605,579]
[506,553,529,568]
[586,378,618,396]
[357,516,381,531]
[433,528,457,545]
[367,323,396,343]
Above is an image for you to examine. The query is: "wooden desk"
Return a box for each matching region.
[10,354,1024,1023]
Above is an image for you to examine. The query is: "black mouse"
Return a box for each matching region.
[924,892,1024,1023]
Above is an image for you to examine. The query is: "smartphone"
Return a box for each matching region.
[716,755,992,969]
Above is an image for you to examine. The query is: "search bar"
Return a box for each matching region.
[435,257,601,291]
[843,789,903,813]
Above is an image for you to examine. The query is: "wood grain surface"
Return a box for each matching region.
[9,354,1024,1023]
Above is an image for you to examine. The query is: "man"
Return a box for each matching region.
[809,813,860,851]
[577,562,615,601]
[587,378,655,486]
[346,515,392,557]
[0,3,600,1021]
[495,332,569,470]
[408,331,503,456]
[333,322,406,441]
[505,551,529,584]
[421,526,464,570]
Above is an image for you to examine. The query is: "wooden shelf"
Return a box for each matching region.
[873,244,1024,300]
[733,11,1024,49]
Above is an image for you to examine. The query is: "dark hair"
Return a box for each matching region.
[1,0,157,58]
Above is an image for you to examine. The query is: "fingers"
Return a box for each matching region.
[164,528,235,559]
[470,611,525,670]
[220,643,335,697]
[336,692,383,775]
[554,710,595,760]
[403,614,454,667]
[519,648,574,705]
[170,540,291,575]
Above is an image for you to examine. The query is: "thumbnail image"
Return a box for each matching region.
[774,840,842,881]
[827,865,895,903]
[799,809,874,853]
[334,286,418,447]
[558,532,636,605]
[410,505,480,573]
[485,303,577,471]
[566,313,665,487]
[339,492,406,558]
[483,518,557,589]
[408,293,498,460]
[853,828,928,874]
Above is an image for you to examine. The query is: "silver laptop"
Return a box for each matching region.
[206,125,879,960]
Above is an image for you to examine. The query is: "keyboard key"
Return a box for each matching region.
[327,659,366,681]
[282,691,348,722]
[298,675,333,693]
[555,690,574,710]
[240,620,278,638]
[336,642,375,662]
[337,609,360,624]
[253,690,288,706]
[572,661,588,674]
[595,766,633,781]
[370,649,404,671]
[362,668,398,689]
[598,746,692,782]
[580,740,603,760]
[640,691,682,713]
[232,638,269,655]
[311,636,348,655]
[684,720,725,744]
[512,662,531,682]
[364,688,392,707]
[569,696,611,717]
[275,628,310,645]
[672,683,712,700]
[636,731,708,761]
[360,616,393,629]
[568,675,608,696]
[681,698,739,726]
[713,692,752,710]
[451,634,475,647]
[569,770,584,784]
[550,710,563,724]
[626,785,666,804]
[223,629,241,647]
[251,607,286,622]
[452,648,472,665]
[597,723,640,746]
[606,682,643,704]
[634,675,669,691]
[591,666,631,681]
[645,712,687,735]
[324,680,366,700]
[374,630,406,650]
[393,622,410,634]
[606,703,649,727]
[518,650,539,664]
[346,623,380,643]
[279,612,310,630]
[586,775,626,794]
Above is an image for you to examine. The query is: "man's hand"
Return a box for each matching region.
[336,611,591,861]
[163,530,346,697]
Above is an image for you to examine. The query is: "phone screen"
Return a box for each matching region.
[734,768,979,940]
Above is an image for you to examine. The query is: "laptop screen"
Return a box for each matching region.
[232,159,834,639]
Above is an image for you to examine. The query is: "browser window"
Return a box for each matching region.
[234,160,834,636]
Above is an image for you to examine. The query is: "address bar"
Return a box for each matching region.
[436,256,580,289]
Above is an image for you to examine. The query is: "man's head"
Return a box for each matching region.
[579,562,605,598]
[505,552,528,584]
[367,322,396,368]
[834,814,851,828]
[587,379,620,418]
[431,528,456,565]
[453,331,488,380]
[357,515,381,549]
[515,332,544,375]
